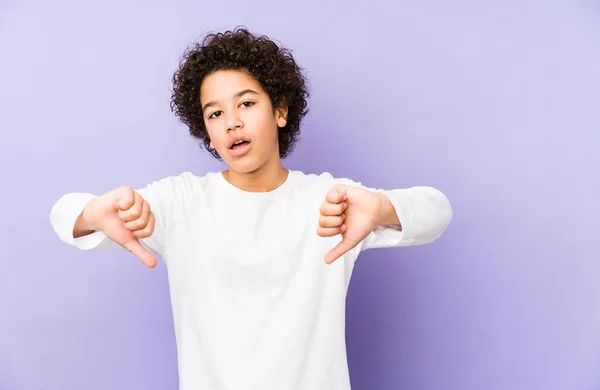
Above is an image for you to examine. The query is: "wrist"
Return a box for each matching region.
[81,200,98,232]
[376,192,401,227]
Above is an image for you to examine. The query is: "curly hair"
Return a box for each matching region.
[170,27,309,159]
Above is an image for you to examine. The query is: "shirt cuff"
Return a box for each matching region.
[49,193,108,250]
[364,186,452,249]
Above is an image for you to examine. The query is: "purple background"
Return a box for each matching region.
[1,1,599,389]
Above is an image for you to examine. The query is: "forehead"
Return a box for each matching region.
[200,69,264,103]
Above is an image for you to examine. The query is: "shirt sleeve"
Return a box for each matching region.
[360,186,453,251]
[49,176,177,258]
[331,177,453,254]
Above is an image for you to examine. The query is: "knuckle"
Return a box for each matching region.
[134,230,147,239]
[117,186,134,204]
[137,218,147,229]
[131,205,142,218]
[144,224,153,235]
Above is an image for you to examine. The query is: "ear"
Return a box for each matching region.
[209,140,214,149]
[276,105,288,128]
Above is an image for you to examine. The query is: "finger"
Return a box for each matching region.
[317,224,346,237]
[319,214,345,228]
[114,187,135,211]
[326,186,347,204]
[325,237,357,265]
[121,238,157,268]
[132,212,155,239]
[123,200,150,229]
[319,201,347,216]
[119,193,145,222]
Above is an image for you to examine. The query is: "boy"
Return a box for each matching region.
[49,28,452,390]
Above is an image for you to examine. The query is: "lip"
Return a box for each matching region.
[229,140,251,157]
[228,136,250,149]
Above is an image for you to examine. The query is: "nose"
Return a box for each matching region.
[226,112,243,132]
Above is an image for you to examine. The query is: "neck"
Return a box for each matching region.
[223,158,289,193]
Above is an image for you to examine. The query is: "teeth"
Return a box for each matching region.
[234,140,244,145]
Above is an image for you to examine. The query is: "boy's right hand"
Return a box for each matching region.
[83,186,157,268]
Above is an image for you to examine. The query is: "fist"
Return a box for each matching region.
[318,184,384,264]
[317,187,348,238]
[84,186,157,268]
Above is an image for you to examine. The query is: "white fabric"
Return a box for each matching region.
[49,170,452,390]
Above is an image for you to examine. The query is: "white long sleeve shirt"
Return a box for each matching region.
[49,170,452,390]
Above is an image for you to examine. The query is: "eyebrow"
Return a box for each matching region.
[202,89,259,112]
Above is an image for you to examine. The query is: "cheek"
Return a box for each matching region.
[205,125,221,145]
[254,112,280,139]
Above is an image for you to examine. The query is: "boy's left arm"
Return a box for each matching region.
[318,184,453,264]
[371,186,453,247]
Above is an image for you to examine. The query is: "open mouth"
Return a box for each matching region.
[230,140,250,150]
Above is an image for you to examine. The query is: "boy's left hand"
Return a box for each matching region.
[318,185,383,264]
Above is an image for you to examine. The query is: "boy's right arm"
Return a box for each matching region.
[50,180,173,268]
[72,204,96,238]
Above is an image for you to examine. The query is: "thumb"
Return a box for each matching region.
[122,239,157,268]
[324,237,358,265]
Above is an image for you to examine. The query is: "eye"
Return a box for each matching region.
[240,101,254,108]
[208,110,222,119]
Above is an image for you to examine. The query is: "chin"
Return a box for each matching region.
[219,144,279,174]
[224,157,264,174]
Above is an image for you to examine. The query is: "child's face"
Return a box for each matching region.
[200,69,287,173]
